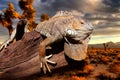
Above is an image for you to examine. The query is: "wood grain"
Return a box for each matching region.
[0,31,68,79]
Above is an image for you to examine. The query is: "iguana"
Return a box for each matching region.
[0,10,93,74]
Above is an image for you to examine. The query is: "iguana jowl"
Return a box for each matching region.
[0,11,93,74]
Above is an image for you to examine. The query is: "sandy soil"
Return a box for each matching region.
[4,48,120,80]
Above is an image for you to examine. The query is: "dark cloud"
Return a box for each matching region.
[94,28,120,36]
[103,0,120,8]
[94,0,120,13]
[34,0,105,15]
[34,0,120,15]
[0,0,120,43]
[85,13,120,21]
[34,0,120,37]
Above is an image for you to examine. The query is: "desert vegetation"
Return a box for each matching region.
[13,47,120,80]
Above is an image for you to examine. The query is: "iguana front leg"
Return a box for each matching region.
[39,37,56,74]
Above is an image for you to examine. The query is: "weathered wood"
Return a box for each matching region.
[0,31,68,79]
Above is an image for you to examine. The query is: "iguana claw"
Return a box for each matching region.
[40,54,56,74]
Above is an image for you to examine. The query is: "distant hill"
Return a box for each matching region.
[116,42,120,45]
[89,41,120,48]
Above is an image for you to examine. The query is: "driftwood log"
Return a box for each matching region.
[0,31,68,79]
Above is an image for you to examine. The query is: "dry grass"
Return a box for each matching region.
[71,76,87,80]
[109,64,120,74]
[12,48,120,80]
[83,64,94,74]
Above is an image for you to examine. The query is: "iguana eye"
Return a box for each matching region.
[66,29,77,36]
[67,29,72,35]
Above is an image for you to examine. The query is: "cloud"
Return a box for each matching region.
[74,0,104,13]
[84,12,120,36]
[33,0,120,37]
[33,0,105,16]
[0,26,9,43]
[0,0,120,44]
[93,27,120,36]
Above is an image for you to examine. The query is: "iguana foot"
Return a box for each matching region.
[40,54,57,74]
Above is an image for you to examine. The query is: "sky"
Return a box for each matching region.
[0,0,120,44]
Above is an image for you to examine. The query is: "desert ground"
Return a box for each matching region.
[14,48,120,80]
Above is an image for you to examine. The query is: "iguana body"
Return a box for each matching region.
[35,11,93,73]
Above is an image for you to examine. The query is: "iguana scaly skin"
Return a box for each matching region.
[35,11,93,73]
[0,10,93,74]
